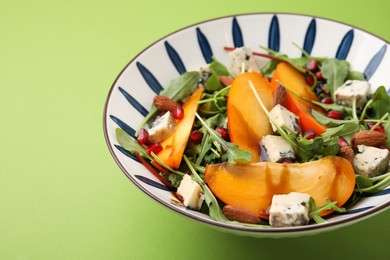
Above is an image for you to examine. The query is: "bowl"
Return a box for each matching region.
[103,13,390,238]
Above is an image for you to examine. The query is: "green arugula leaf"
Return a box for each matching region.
[195,113,252,162]
[309,197,346,224]
[347,70,366,80]
[354,172,390,193]
[205,73,220,91]
[321,123,360,143]
[321,58,350,98]
[209,58,230,76]
[370,86,390,119]
[116,128,150,159]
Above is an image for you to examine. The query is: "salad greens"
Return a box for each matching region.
[116,45,390,228]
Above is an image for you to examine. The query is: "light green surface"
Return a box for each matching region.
[1,0,389,259]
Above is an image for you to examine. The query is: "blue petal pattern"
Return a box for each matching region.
[364,44,387,80]
[196,27,213,63]
[232,17,244,48]
[164,41,186,75]
[302,18,316,56]
[114,144,139,162]
[118,87,148,117]
[335,29,354,60]
[135,175,172,191]
[268,15,280,52]
[110,115,136,138]
[345,206,374,215]
[136,62,164,94]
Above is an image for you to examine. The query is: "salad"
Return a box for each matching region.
[116,45,390,228]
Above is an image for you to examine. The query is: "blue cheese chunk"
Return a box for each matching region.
[176,174,204,210]
[228,46,259,76]
[269,192,310,227]
[198,64,211,86]
[260,135,295,162]
[334,80,370,110]
[148,112,176,143]
[353,145,390,177]
[269,104,300,134]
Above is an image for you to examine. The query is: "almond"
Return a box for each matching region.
[153,95,180,112]
[222,205,260,224]
[338,146,354,165]
[351,130,387,149]
[273,84,287,106]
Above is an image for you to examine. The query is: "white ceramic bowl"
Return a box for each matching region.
[103,13,390,238]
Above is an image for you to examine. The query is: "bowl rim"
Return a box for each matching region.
[103,12,390,235]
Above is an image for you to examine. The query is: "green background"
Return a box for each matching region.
[1,0,389,259]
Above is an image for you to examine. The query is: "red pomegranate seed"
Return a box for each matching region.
[189,130,203,144]
[172,106,184,120]
[146,142,163,155]
[321,97,333,104]
[306,59,318,71]
[367,122,385,132]
[338,137,348,147]
[378,145,390,151]
[304,129,317,140]
[327,110,344,120]
[305,73,315,86]
[315,71,323,79]
[137,128,149,145]
[216,127,229,141]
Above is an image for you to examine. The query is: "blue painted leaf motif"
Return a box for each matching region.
[136,62,164,94]
[164,41,186,75]
[364,44,387,80]
[232,17,244,48]
[114,144,139,162]
[344,206,374,215]
[110,115,136,138]
[302,18,316,57]
[118,87,148,117]
[135,175,172,191]
[196,27,213,63]
[335,29,354,60]
[268,15,280,52]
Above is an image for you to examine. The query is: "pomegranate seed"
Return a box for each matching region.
[338,137,348,147]
[315,71,323,79]
[306,59,318,71]
[367,122,385,132]
[216,127,229,141]
[305,73,315,86]
[137,128,149,145]
[378,145,390,151]
[189,130,203,144]
[303,129,317,140]
[321,96,333,104]
[146,142,163,155]
[327,110,344,120]
[172,106,184,120]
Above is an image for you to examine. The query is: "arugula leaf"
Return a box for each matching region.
[205,73,220,91]
[321,123,360,143]
[136,71,200,133]
[208,58,230,76]
[116,128,150,159]
[309,197,346,224]
[370,86,390,119]
[348,70,366,80]
[354,172,390,193]
[321,58,350,98]
[195,113,252,162]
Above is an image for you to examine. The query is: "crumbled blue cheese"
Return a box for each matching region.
[334,80,370,110]
[269,192,310,227]
[228,46,259,76]
[269,104,300,134]
[148,111,176,143]
[176,174,204,210]
[198,64,212,86]
[260,135,295,162]
[353,145,390,177]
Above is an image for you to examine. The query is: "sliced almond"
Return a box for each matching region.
[338,146,355,165]
[351,130,387,149]
[273,84,287,106]
[153,95,180,112]
[222,205,260,224]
